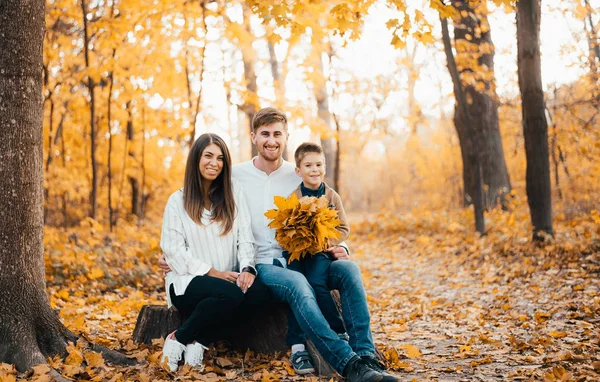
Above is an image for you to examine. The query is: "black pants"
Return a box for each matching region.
[170,274,273,345]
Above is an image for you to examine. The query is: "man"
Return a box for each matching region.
[161,107,396,381]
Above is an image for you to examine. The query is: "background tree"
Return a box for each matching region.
[516,0,553,240]
[449,0,511,209]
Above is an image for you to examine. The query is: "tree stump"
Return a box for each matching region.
[133,291,383,378]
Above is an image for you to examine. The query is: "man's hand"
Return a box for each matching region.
[208,268,239,283]
[158,253,171,274]
[237,271,256,293]
[326,245,349,260]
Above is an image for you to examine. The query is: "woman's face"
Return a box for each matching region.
[199,143,224,182]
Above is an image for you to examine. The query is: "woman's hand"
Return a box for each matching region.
[208,268,239,283]
[158,253,171,275]
[237,271,255,293]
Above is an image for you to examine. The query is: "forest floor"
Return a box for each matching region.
[2,200,599,381]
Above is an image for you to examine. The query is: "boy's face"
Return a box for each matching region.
[295,152,326,189]
[251,122,288,163]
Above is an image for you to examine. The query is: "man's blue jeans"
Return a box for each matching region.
[286,252,346,342]
[256,259,375,373]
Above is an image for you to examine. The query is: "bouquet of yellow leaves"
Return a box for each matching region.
[264,193,342,262]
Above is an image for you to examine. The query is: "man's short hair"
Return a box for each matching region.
[252,107,287,132]
[294,142,324,167]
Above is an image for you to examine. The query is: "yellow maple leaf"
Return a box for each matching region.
[65,343,84,366]
[84,351,105,368]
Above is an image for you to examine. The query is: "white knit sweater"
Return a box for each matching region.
[161,179,255,307]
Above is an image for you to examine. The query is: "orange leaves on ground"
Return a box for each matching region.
[265,195,341,262]
[397,344,422,359]
[544,366,574,381]
[0,363,17,382]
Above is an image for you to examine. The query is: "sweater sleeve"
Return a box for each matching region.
[160,197,212,276]
[328,190,350,246]
[234,183,256,271]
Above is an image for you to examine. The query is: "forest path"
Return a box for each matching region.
[351,229,599,381]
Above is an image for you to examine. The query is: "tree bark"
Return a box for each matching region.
[240,4,259,157]
[267,38,289,160]
[583,0,600,66]
[313,49,338,189]
[441,11,486,234]
[81,0,98,220]
[107,65,115,230]
[187,1,207,149]
[0,0,76,370]
[126,105,142,219]
[451,0,511,209]
[516,0,553,240]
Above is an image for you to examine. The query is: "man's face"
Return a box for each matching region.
[251,122,288,162]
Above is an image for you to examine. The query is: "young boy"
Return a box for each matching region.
[284,142,350,374]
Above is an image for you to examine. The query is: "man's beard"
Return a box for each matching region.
[260,146,282,162]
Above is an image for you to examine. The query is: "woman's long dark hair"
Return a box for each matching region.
[183,133,235,235]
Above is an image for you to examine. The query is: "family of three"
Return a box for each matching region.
[157,107,397,381]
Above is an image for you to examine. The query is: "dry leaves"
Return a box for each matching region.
[265,194,341,262]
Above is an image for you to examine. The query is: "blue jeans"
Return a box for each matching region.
[257,259,375,372]
[286,252,346,340]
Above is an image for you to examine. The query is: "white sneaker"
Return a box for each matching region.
[184,342,208,369]
[161,334,186,372]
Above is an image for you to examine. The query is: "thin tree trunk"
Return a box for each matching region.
[126,104,142,219]
[0,0,76,371]
[584,0,600,64]
[547,90,562,200]
[187,1,207,148]
[241,4,258,157]
[332,113,341,191]
[81,0,98,219]
[267,38,288,160]
[516,0,553,240]
[441,12,485,234]
[451,0,511,209]
[313,48,337,188]
[140,106,147,222]
[107,65,115,231]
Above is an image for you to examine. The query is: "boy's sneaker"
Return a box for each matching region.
[362,355,398,381]
[290,350,315,375]
[184,342,208,369]
[343,356,383,382]
[161,333,186,372]
[338,332,350,341]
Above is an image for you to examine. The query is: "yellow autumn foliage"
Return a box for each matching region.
[265,194,342,262]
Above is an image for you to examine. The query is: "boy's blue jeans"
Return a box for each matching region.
[285,252,346,344]
[256,258,375,373]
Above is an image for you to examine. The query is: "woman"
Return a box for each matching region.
[160,133,270,372]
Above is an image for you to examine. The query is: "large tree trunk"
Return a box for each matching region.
[516,0,553,240]
[441,12,486,234]
[0,0,76,371]
[451,0,511,209]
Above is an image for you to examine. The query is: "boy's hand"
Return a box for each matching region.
[327,245,349,260]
